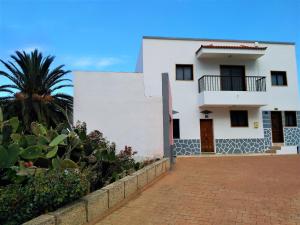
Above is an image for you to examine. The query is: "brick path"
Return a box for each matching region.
[95,155,300,225]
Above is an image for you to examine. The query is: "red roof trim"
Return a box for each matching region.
[196,44,267,54]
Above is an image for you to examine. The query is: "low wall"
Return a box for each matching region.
[23,158,170,225]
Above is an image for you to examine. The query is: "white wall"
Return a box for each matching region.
[141,38,299,140]
[74,71,164,158]
[203,107,264,139]
[135,44,143,73]
[198,91,268,106]
[259,44,300,111]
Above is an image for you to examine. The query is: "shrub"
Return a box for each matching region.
[0,169,89,225]
[0,110,145,224]
[117,145,138,171]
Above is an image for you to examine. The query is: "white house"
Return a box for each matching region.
[74,36,300,157]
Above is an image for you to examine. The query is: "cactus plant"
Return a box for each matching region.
[0,144,19,168]
[0,108,77,171]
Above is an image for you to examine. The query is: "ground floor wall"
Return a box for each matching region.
[284,127,300,145]
[74,72,164,158]
[173,110,300,155]
[173,139,200,155]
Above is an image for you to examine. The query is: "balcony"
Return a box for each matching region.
[198,75,266,92]
[198,75,268,107]
[196,44,267,60]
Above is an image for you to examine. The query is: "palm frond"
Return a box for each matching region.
[0,49,72,130]
[50,84,73,93]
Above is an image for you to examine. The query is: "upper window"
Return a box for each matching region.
[230,110,248,127]
[271,71,287,86]
[173,119,180,139]
[176,64,193,80]
[285,111,297,127]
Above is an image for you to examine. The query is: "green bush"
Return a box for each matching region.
[0,169,89,225]
[0,109,143,224]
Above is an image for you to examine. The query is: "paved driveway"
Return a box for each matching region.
[96,155,300,225]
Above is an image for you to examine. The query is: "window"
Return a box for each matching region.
[271,71,287,86]
[230,111,248,127]
[173,119,180,139]
[285,111,297,127]
[176,64,193,80]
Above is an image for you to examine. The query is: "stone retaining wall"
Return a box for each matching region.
[23,158,170,225]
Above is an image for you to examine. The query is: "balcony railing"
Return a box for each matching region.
[198,75,266,93]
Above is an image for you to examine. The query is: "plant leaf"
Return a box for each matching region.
[49,134,67,147]
[17,168,36,176]
[60,159,78,169]
[46,146,58,158]
[0,146,9,168]
[31,122,47,136]
[10,133,22,143]
[20,145,43,160]
[9,117,19,133]
[37,136,49,145]
[0,144,18,168]
[7,143,20,166]
[25,135,37,146]
[0,107,3,123]
[52,157,61,169]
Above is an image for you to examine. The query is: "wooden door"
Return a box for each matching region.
[271,111,284,143]
[200,119,214,153]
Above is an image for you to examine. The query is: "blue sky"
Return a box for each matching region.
[0,0,299,95]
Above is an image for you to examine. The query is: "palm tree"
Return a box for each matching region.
[0,50,73,130]
[0,85,13,94]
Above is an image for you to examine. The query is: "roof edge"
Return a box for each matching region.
[73,70,141,74]
[195,45,268,55]
[143,36,295,45]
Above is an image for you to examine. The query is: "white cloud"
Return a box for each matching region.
[72,57,93,67]
[70,56,124,69]
[95,57,122,67]
[22,46,44,52]
[8,44,47,54]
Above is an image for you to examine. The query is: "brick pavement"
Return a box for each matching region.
[95,155,300,225]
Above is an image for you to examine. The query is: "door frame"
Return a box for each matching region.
[271,111,284,143]
[200,119,215,153]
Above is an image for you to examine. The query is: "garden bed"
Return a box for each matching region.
[23,158,170,225]
[0,108,166,225]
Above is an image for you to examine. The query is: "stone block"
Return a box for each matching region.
[132,168,148,189]
[162,158,169,172]
[82,189,108,222]
[147,164,156,183]
[155,161,163,177]
[166,158,170,171]
[23,214,55,225]
[120,175,138,198]
[52,200,87,225]
[103,180,125,208]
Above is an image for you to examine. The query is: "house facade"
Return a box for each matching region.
[74,36,300,157]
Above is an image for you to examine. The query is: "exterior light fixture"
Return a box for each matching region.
[201,110,212,119]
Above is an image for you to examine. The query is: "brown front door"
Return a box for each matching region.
[200,119,214,152]
[271,111,284,143]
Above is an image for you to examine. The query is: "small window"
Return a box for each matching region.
[285,111,297,127]
[173,119,180,139]
[176,65,193,80]
[230,111,248,127]
[271,71,287,86]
